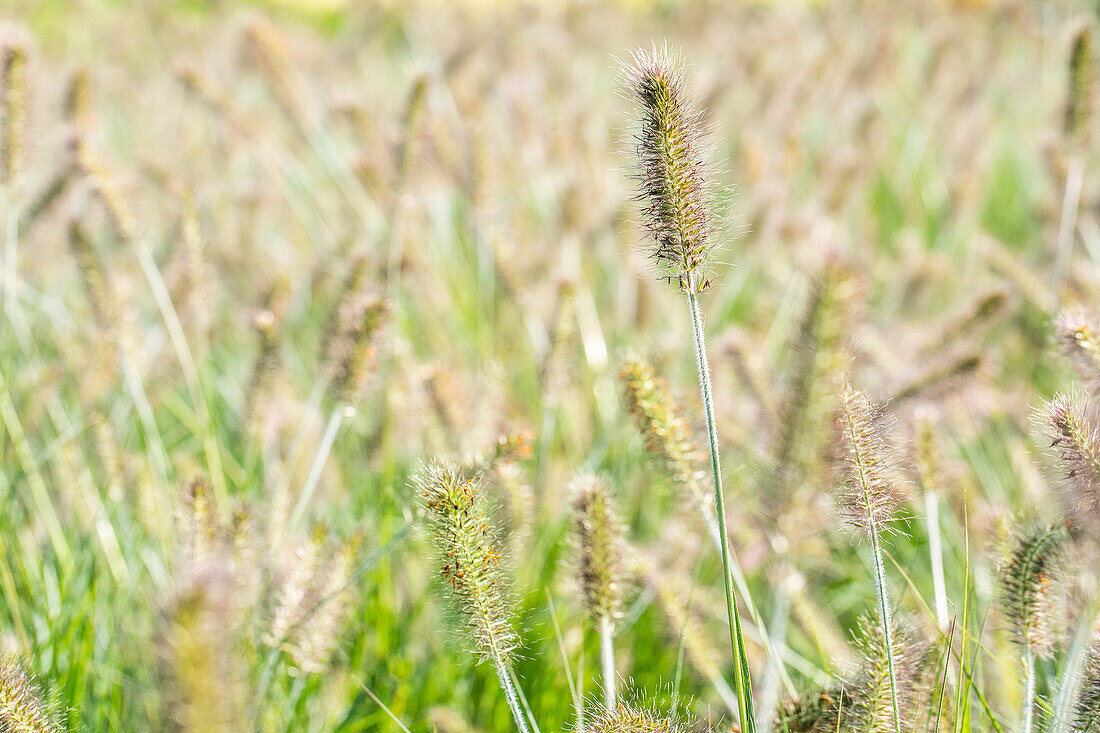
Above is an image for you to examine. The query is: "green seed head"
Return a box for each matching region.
[415,463,518,666]
[623,45,716,292]
[1000,523,1067,657]
[571,474,627,624]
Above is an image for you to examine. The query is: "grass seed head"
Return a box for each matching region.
[159,563,244,732]
[571,473,627,625]
[1067,22,1095,149]
[1043,390,1100,539]
[0,659,63,733]
[415,463,518,666]
[0,28,27,187]
[581,699,690,733]
[999,523,1067,656]
[1074,638,1100,733]
[836,384,904,540]
[620,360,709,510]
[622,45,716,292]
[847,616,925,732]
[1055,310,1100,389]
[324,294,390,405]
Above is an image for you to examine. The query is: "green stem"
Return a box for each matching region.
[1022,646,1035,733]
[869,521,902,732]
[1052,590,1098,733]
[494,656,532,733]
[599,613,617,711]
[686,282,756,732]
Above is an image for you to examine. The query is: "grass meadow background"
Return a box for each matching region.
[0,0,1098,730]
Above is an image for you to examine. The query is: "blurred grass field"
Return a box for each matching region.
[1,0,1099,730]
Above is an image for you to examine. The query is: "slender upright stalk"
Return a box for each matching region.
[598,614,616,711]
[1054,156,1084,290]
[925,491,949,630]
[687,280,755,731]
[869,524,902,732]
[1022,647,1036,733]
[495,655,532,733]
[1053,593,1099,733]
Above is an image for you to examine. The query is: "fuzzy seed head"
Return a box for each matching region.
[324,294,390,405]
[159,563,244,732]
[0,29,27,187]
[0,659,62,733]
[1067,23,1095,148]
[836,384,904,540]
[571,474,627,624]
[776,685,847,733]
[620,360,710,510]
[1074,638,1100,733]
[581,701,690,733]
[1056,310,1100,389]
[623,45,715,291]
[63,68,92,131]
[1000,524,1067,656]
[415,463,518,666]
[845,615,925,732]
[778,618,925,733]
[1043,391,1100,538]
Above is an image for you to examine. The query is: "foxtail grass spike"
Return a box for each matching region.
[1056,310,1100,390]
[1001,524,1067,658]
[582,700,690,733]
[395,75,429,191]
[846,615,923,733]
[619,360,711,519]
[1002,523,1067,733]
[571,474,627,711]
[623,44,715,291]
[0,30,27,187]
[836,385,904,540]
[1067,23,1095,150]
[1043,391,1100,539]
[1074,639,1100,732]
[63,68,92,131]
[572,474,627,624]
[160,564,244,732]
[0,659,63,733]
[324,294,390,406]
[415,463,531,733]
[836,383,905,733]
[622,45,754,731]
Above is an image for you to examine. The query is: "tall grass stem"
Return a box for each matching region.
[686,280,756,732]
[598,613,616,711]
[1022,647,1036,733]
[925,491,949,629]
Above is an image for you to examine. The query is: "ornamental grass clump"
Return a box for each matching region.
[621,45,755,731]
